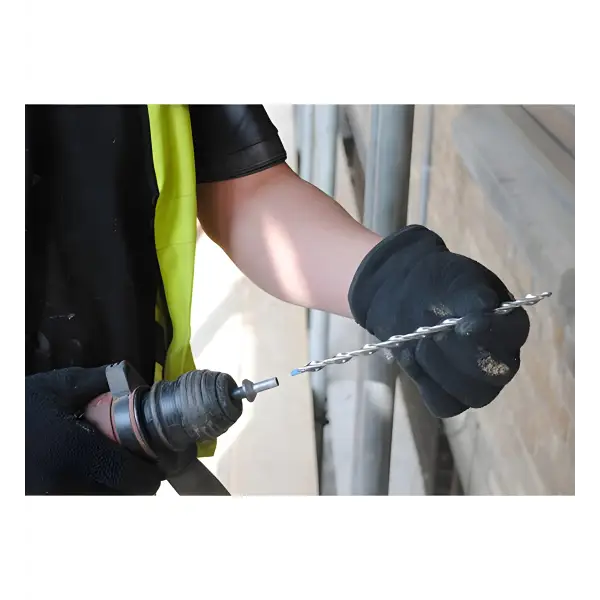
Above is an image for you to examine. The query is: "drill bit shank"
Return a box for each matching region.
[231,377,279,402]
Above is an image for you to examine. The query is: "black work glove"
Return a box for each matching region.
[26,367,164,495]
[349,225,530,418]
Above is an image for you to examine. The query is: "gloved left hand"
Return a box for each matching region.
[26,366,164,495]
[348,225,530,418]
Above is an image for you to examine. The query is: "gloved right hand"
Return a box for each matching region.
[348,225,530,418]
[26,366,164,495]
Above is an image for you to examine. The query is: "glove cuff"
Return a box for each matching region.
[348,225,447,328]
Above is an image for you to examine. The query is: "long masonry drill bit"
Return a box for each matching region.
[290,292,552,376]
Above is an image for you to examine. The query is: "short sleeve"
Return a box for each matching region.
[189,105,287,183]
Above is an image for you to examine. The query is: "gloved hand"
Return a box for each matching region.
[26,366,164,495]
[348,225,530,418]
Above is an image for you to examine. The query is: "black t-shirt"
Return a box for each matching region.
[25,105,287,383]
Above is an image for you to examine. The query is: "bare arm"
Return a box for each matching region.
[197,163,382,318]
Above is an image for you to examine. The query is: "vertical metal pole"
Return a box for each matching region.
[293,105,303,173]
[299,105,314,182]
[350,105,415,495]
[312,105,338,195]
[308,105,338,484]
[362,105,379,230]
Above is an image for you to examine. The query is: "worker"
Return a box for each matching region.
[25,105,530,495]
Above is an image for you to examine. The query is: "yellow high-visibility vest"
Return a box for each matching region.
[147,105,216,458]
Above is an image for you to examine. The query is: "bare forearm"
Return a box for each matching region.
[197,164,381,318]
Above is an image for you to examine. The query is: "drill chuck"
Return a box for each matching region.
[84,362,279,461]
[142,370,241,453]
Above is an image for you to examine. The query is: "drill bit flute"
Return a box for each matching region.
[291,292,551,376]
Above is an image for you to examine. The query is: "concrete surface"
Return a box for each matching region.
[407,105,574,495]
[158,105,318,496]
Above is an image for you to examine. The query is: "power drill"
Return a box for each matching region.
[84,361,279,495]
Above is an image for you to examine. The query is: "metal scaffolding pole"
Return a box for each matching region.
[309,105,338,483]
[299,105,339,484]
[299,105,314,182]
[350,104,415,495]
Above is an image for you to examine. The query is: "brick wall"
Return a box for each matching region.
[406,105,575,495]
